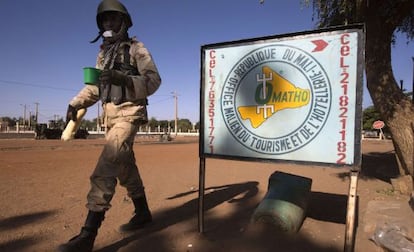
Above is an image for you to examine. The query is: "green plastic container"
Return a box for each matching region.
[251,171,312,233]
[83,67,101,85]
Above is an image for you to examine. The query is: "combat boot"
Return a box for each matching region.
[57,210,105,252]
[119,194,152,232]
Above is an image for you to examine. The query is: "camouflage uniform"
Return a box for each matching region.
[69,38,161,212]
[58,1,160,251]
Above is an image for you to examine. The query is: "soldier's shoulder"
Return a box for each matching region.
[131,37,145,52]
[130,37,145,47]
[130,36,139,42]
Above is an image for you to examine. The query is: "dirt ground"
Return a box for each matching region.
[0,135,412,252]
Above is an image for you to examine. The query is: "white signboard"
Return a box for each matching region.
[200,25,364,167]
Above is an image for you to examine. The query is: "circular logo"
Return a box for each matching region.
[221,44,332,155]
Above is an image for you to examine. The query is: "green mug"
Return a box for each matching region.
[83,67,102,85]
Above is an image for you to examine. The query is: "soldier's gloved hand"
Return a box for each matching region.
[66,105,78,124]
[99,69,132,87]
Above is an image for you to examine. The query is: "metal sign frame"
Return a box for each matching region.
[200,24,364,168]
[198,24,365,252]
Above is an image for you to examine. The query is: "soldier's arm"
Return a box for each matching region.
[69,85,100,109]
[129,40,162,98]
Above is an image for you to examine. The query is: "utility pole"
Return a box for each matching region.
[20,104,26,130]
[172,91,178,137]
[34,102,39,124]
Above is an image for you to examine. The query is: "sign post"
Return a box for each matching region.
[199,24,364,251]
[373,120,385,140]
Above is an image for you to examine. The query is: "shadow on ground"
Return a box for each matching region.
[307,192,348,224]
[361,151,400,182]
[97,181,344,252]
[0,210,57,251]
[334,151,399,183]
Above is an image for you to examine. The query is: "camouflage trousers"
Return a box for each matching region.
[86,121,144,212]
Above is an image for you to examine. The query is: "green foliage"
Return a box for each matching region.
[396,5,414,40]
[0,116,200,133]
[362,106,390,134]
[157,120,172,131]
[80,118,98,130]
[0,117,18,126]
[362,106,381,130]
[147,117,158,130]
[308,0,356,27]
[177,119,193,132]
[76,117,198,132]
[305,0,414,40]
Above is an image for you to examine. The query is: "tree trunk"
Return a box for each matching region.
[364,9,414,176]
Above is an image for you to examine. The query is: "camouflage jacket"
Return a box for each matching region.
[69,37,161,126]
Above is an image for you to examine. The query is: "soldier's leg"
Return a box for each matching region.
[58,129,120,252]
[59,121,134,251]
[85,120,143,210]
[112,121,152,232]
[118,149,145,198]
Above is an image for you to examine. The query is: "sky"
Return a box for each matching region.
[0,0,413,124]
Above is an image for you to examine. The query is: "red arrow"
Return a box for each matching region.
[311,39,328,52]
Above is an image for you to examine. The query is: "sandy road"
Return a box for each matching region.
[0,136,408,252]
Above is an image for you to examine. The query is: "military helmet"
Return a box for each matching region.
[96,0,132,30]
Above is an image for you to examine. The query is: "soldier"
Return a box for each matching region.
[58,0,161,251]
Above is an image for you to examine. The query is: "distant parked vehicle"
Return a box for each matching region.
[34,124,88,139]
[363,130,378,138]
[74,129,89,139]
